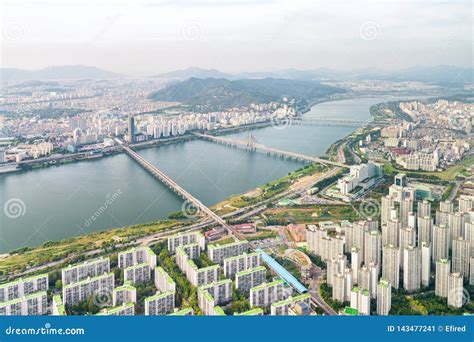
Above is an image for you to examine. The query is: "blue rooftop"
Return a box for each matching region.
[256,248,308,293]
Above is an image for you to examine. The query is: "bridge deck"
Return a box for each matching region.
[194,133,348,168]
[121,145,239,240]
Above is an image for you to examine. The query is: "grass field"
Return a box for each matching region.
[0,220,179,276]
[384,155,473,181]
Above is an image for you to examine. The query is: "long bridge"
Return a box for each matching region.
[120,140,339,314]
[193,133,348,168]
[120,144,239,240]
[292,117,370,128]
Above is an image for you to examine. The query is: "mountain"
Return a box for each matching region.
[151,67,233,80]
[148,77,346,111]
[377,65,473,84]
[0,65,122,81]
[151,65,473,85]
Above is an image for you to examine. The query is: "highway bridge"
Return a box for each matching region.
[292,117,370,128]
[194,133,348,168]
[120,144,240,240]
[120,141,340,314]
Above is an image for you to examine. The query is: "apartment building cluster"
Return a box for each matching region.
[307,173,473,315]
[0,274,49,316]
[168,231,311,316]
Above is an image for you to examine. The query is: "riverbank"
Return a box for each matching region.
[0,96,399,255]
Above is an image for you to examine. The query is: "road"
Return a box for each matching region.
[308,266,337,316]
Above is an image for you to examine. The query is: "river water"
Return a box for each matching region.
[0,96,417,253]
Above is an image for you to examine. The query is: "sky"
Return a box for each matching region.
[0,0,472,76]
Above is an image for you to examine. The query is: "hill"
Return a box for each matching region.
[148,77,345,111]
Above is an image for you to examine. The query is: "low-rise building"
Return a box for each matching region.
[112,282,137,306]
[250,280,285,308]
[270,293,311,316]
[63,272,114,306]
[235,266,266,293]
[223,252,262,279]
[144,291,175,316]
[154,267,176,293]
[61,257,110,286]
[0,291,48,316]
[118,247,156,269]
[124,263,151,285]
[208,241,249,265]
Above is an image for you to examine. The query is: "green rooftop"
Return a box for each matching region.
[235,266,266,277]
[250,280,284,292]
[234,308,264,316]
[144,290,175,303]
[168,307,193,316]
[63,272,114,289]
[343,307,359,316]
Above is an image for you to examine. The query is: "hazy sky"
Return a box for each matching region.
[0,0,472,76]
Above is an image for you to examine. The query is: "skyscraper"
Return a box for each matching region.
[381,195,395,226]
[364,230,381,267]
[382,245,400,289]
[417,200,431,218]
[435,259,450,298]
[400,198,413,228]
[376,279,391,316]
[403,246,421,292]
[433,224,449,262]
[452,237,470,277]
[447,273,463,308]
[128,114,135,143]
[417,216,432,245]
[421,242,431,287]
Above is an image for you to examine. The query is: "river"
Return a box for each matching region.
[0,96,420,253]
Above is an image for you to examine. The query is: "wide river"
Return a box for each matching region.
[0,96,422,253]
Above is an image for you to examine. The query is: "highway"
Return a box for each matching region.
[121,144,241,241]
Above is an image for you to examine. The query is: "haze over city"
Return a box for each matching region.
[0,0,473,334]
[1,0,472,75]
